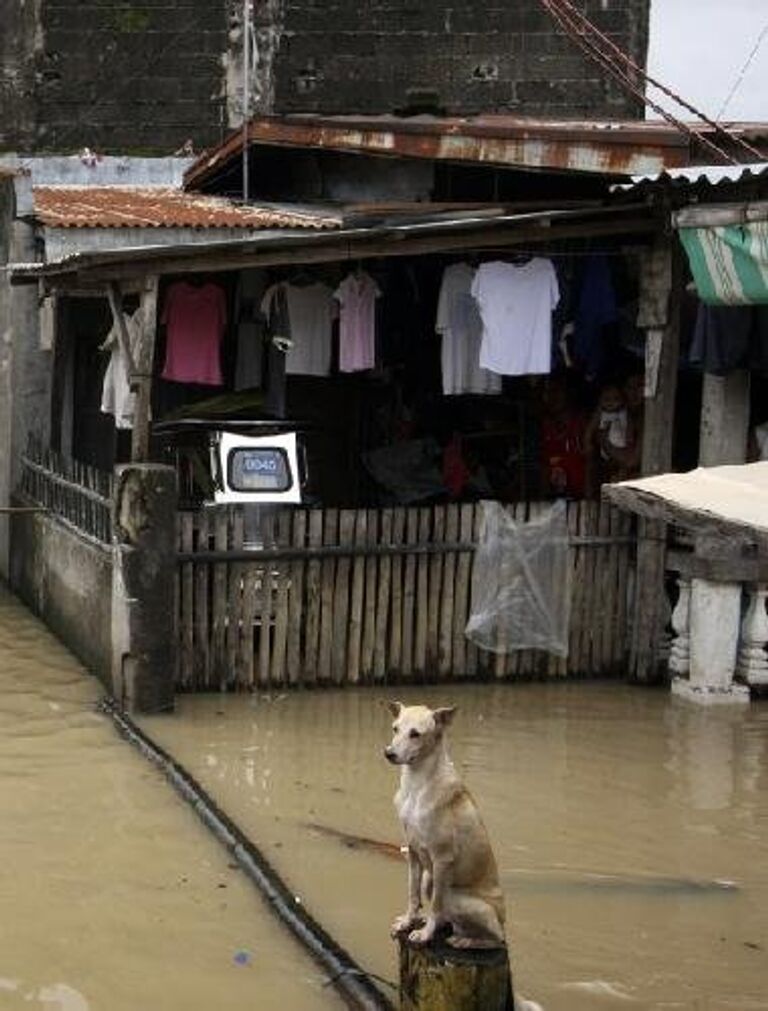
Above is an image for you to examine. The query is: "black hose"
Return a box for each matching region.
[99,698,396,1011]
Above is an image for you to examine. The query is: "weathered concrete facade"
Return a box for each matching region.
[1,0,650,155]
[272,0,650,118]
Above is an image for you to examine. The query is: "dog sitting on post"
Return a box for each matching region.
[384,701,506,949]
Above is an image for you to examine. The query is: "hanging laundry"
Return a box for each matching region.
[161,280,227,386]
[436,263,501,395]
[471,258,559,376]
[100,308,143,430]
[334,269,381,372]
[571,255,618,381]
[261,280,335,377]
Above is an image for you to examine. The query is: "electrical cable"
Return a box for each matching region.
[539,0,764,164]
[98,697,396,1011]
[717,20,768,120]
[538,0,739,164]
[551,0,765,160]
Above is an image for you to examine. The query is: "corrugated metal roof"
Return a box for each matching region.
[615,162,768,193]
[32,186,341,230]
[185,113,703,190]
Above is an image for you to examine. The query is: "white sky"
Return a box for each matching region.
[647,0,768,121]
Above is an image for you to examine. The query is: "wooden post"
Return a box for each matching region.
[132,275,159,462]
[399,939,514,1011]
[629,238,681,682]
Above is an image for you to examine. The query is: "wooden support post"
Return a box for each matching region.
[629,238,681,682]
[399,939,514,1011]
[131,275,159,462]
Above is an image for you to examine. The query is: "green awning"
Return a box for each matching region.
[679,220,768,305]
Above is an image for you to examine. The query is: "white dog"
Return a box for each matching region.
[384,701,506,948]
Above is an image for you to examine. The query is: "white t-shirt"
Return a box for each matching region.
[471,258,559,376]
[436,263,501,396]
[100,309,143,430]
[261,282,335,376]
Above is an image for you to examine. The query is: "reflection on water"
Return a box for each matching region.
[142,683,768,1011]
[0,587,339,1011]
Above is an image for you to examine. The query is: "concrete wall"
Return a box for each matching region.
[271,0,650,118]
[0,0,229,154]
[10,509,113,686]
[0,0,650,155]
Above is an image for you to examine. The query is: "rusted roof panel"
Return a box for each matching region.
[185,113,704,190]
[33,186,341,230]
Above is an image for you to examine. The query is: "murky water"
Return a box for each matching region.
[141,683,768,1011]
[0,586,339,1011]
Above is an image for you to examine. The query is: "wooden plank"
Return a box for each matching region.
[257,511,276,687]
[465,504,483,678]
[303,510,324,683]
[318,509,338,684]
[414,508,431,676]
[194,510,211,688]
[515,501,532,678]
[596,500,613,675]
[346,509,367,685]
[270,509,292,686]
[389,508,406,677]
[331,510,354,684]
[227,508,245,687]
[615,510,633,670]
[240,552,258,691]
[427,505,444,675]
[212,509,229,689]
[373,508,393,682]
[452,503,474,677]
[286,510,307,686]
[361,509,379,683]
[438,504,458,678]
[401,508,419,679]
[566,501,582,676]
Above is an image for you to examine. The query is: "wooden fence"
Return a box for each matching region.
[175,500,635,690]
[19,439,113,544]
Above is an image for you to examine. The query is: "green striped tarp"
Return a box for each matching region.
[678,221,768,305]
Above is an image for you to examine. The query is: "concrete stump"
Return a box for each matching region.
[399,938,514,1011]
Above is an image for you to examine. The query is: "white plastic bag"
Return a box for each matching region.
[465,500,570,657]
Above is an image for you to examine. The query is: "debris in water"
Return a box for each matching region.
[233,950,251,966]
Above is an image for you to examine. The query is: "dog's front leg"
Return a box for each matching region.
[408,857,450,945]
[391,848,425,937]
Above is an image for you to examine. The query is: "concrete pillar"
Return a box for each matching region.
[679,370,752,703]
[674,579,748,703]
[111,464,177,713]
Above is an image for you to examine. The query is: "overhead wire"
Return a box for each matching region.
[717,20,768,120]
[539,0,764,164]
[549,0,764,160]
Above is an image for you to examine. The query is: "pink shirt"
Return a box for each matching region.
[334,271,380,372]
[161,281,227,385]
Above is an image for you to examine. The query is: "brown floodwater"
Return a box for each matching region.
[0,586,339,1011]
[140,682,768,1011]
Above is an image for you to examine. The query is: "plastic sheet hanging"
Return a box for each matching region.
[465,500,570,657]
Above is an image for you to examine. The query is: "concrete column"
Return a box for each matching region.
[679,370,752,703]
[674,579,748,703]
[111,464,177,713]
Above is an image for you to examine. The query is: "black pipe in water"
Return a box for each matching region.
[99,698,395,1011]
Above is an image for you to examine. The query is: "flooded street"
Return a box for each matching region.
[0,586,339,1011]
[141,683,768,1011]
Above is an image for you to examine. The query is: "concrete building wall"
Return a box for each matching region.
[271,0,650,118]
[0,0,650,156]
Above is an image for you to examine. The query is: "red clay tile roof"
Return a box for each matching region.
[33,186,341,230]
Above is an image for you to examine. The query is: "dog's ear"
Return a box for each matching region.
[387,700,403,717]
[433,705,457,726]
